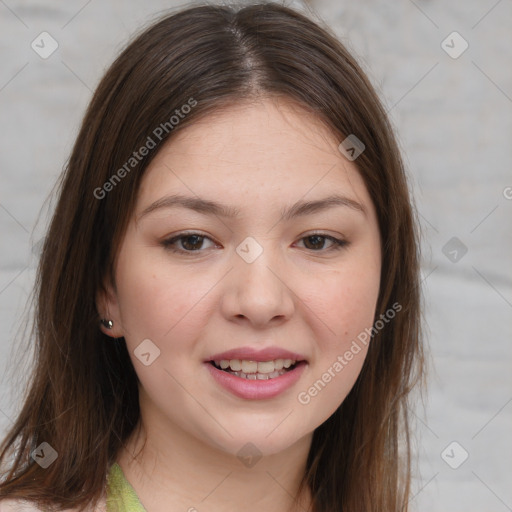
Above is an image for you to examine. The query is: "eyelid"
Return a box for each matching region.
[161,231,218,252]
[160,231,349,255]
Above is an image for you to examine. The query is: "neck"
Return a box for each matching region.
[116,417,314,512]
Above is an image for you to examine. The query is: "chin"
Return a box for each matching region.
[201,422,310,459]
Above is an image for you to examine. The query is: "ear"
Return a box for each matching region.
[96,276,124,339]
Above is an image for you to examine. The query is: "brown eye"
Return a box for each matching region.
[297,234,348,252]
[161,233,216,254]
[178,235,205,251]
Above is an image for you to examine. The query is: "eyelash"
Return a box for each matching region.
[161,232,349,255]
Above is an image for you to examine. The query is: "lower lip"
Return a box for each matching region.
[205,361,307,400]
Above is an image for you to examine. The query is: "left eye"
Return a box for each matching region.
[295,234,348,251]
[161,232,347,254]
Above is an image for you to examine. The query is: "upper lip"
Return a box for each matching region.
[206,347,307,363]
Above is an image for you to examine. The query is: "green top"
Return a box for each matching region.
[106,462,147,512]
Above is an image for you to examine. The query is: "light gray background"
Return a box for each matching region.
[1,1,511,510]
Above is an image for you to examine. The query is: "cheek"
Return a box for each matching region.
[293,308,373,430]
[292,254,379,417]
[295,343,368,432]
[114,248,215,347]
[299,258,381,347]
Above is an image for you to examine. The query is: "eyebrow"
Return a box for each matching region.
[137,193,366,222]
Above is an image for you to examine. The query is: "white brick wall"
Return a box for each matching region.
[0,1,510,510]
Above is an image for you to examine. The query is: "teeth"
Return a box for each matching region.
[257,361,275,373]
[274,359,284,370]
[213,358,297,374]
[228,369,289,380]
[229,359,242,371]
[241,360,258,373]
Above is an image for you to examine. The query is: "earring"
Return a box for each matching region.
[100,319,114,329]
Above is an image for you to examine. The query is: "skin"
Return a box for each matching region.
[97,95,382,512]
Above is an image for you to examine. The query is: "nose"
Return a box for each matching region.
[221,244,296,328]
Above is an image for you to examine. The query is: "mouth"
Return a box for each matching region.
[209,358,304,380]
[205,357,308,400]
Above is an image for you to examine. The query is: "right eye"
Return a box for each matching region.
[161,232,218,254]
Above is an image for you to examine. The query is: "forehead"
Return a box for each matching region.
[135,96,372,214]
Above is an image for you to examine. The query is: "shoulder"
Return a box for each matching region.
[0,498,106,512]
[0,499,46,512]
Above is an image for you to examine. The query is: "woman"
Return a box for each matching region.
[0,2,424,511]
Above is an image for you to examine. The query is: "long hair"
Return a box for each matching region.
[0,2,424,511]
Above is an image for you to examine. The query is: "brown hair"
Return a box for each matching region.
[0,2,424,511]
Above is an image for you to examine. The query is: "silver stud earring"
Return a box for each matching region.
[100,319,114,329]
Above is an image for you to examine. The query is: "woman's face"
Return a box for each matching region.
[101,96,381,457]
